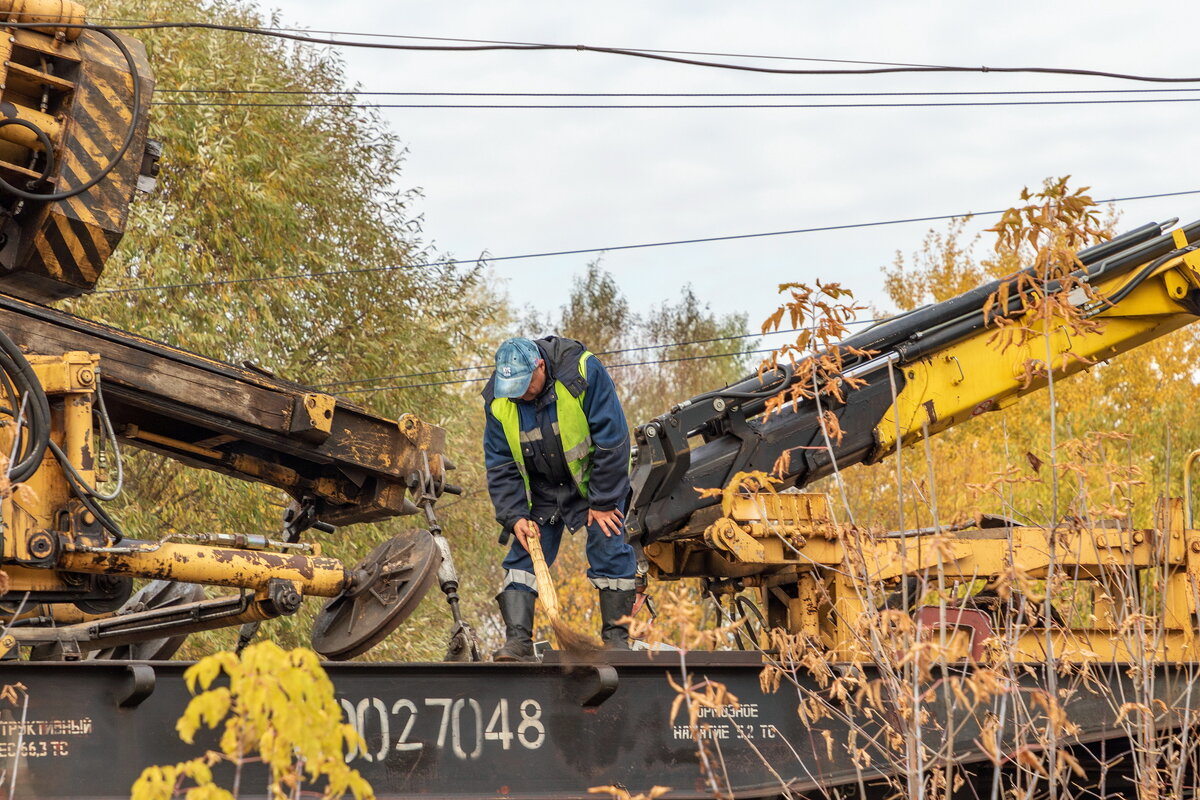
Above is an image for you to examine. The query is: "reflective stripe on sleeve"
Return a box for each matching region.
[503,569,538,593]
[589,576,637,591]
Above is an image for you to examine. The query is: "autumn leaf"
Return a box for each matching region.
[136,642,374,800]
[761,306,785,334]
[771,449,792,479]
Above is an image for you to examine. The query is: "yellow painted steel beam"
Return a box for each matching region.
[876,241,1200,454]
[58,540,349,597]
[684,523,1184,576]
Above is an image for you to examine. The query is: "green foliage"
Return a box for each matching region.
[528,262,754,427]
[131,642,372,800]
[58,0,509,659]
[625,285,753,425]
[557,261,633,356]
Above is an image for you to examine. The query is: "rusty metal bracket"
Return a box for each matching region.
[576,664,619,708]
[704,518,766,563]
[117,664,155,708]
[288,392,335,443]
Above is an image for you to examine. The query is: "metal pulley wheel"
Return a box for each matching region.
[311,529,442,660]
[88,580,207,661]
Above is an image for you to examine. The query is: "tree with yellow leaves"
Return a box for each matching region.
[131,641,372,800]
[838,179,1200,530]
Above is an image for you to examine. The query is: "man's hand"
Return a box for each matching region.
[588,507,625,538]
[513,518,540,551]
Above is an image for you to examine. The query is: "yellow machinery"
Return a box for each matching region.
[0,305,459,661]
[629,224,1200,664]
[2,0,1200,671]
[0,0,156,302]
[0,6,470,661]
[650,492,1200,663]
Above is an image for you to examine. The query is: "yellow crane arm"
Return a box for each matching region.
[880,227,1200,452]
[629,219,1200,544]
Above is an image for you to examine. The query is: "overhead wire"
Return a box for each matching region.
[94,188,1200,295]
[149,97,1200,110]
[74,19,959,67]
[318,319,885,388]
[66,18,1197,84]
[155,87,1200,97]
[344,345,786,394]
[36,21,1200,83]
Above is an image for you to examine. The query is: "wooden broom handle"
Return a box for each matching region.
[524,533,560,620]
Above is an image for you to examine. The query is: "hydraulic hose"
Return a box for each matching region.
[0,26,142,203]
[0,328,50,483]
[47,439,124,540]
[56,376,123,502]
[0,328,122,535]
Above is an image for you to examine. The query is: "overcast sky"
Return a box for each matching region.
[254,1,1200,338]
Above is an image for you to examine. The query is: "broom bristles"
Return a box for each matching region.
[549,615,604,665]
[526,533,605,663]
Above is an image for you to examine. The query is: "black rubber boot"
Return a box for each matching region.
[492,590,538,662]
[599,588,636,650]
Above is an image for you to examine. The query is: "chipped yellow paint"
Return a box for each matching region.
[646,488,1200,664]
[59,541,348,597]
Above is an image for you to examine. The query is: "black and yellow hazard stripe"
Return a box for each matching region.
[20,29,153,299]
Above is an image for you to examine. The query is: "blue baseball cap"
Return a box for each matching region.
[493,337,542,398]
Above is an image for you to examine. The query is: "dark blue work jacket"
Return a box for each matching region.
[482,337,630,534]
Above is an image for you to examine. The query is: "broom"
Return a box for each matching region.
[525,531,603,660]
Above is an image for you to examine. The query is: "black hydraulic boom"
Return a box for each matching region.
[628,218,1200,544]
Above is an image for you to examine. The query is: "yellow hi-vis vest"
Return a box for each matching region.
[491,351,595,500]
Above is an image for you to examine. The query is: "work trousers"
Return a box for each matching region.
[500,503,636,594]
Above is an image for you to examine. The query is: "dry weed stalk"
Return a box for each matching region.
[759,281,875,417]
[640,183,1200,800]
[723,182,1200,800]
[625,586,746,798]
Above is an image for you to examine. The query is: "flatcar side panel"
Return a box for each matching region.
[0,657,1176,799]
